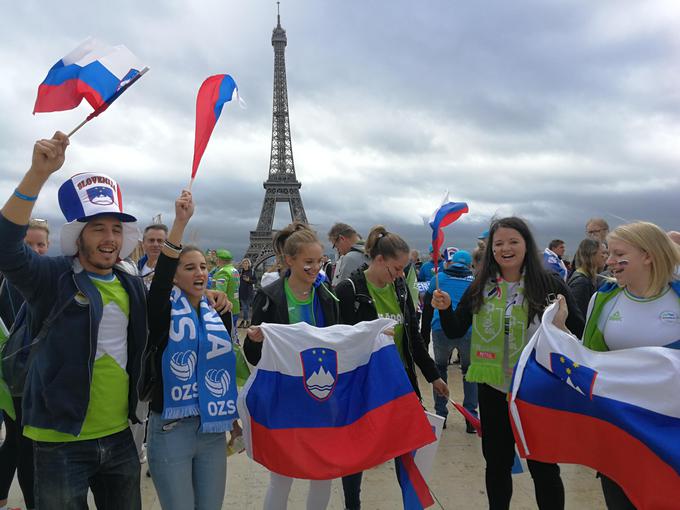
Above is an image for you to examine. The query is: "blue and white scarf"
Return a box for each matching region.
[162,287,238,432]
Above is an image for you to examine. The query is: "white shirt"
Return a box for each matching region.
[587,285,680,350]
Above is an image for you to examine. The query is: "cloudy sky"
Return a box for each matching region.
[2,0,679,262]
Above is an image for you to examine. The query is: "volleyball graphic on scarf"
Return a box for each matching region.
[170,350,197,382]
[205,368,231,398]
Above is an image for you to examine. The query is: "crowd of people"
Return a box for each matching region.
[0,131,678,510]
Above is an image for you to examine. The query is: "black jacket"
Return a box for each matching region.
[567,270,597,320]
[334,266,440,399]
[439,272,585,341]
[143,253,232,413]
[244,277,340,366]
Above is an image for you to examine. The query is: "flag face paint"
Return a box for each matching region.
[191,74,238,178]
[428,195,469,265]
[510,303,680,510]
[237,319,437,480]
[33,37,145,114]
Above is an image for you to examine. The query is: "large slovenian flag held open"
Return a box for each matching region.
[191,74,240,179]
[509,303,680,510]
[238,318,436,508]
[428,193,468,266]
[33,37,147,116]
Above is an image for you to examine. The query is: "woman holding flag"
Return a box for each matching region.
[553,221,680,509]
[335,225,449,510]
[244,222,340,510]
[432,217,584,510]
[143,190,240,510]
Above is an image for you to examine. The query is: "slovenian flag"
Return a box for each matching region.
[237,319,436,489]
[33,37,147,116]
[428,193,468,266]
[191,74,240,179]
[509,303,680,510]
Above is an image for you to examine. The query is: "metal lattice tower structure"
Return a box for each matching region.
[244,3,308,269]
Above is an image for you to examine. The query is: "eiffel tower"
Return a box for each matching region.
[244,4,308,269]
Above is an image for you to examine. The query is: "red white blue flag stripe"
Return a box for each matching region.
[428,193,469,263]
[191,74,239,178]
[510,303,680,510]
[33,37,145,114]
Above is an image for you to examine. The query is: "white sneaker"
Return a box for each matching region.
[139,444,147,464]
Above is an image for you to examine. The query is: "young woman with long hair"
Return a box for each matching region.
[244,222,339,510]
[334,225,449,510]
[554,221,680,510]
[432,217,584,510]
[144,191,240,510]
[567,238,608,318]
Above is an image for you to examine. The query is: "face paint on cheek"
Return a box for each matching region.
[614,259,629,267]
[303,265,312,272]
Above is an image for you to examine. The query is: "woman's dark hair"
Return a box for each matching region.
[574,238,601,282]
[179,244,205,260]
[467,217,552,323]
[364,225,409,260]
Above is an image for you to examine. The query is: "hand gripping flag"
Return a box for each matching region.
[509,303,680,510]
[428,193,468,270]
[237,318,436,507]
[33,37,148,117]
[191,74,240,180]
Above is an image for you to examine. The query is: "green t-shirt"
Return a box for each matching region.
[284,278,316,326]
[214,264,240,314]
[24,274,130,442]
[365,272,405,361]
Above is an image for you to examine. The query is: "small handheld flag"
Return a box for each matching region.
[191,74,241,186]
[428,193,468,288]
[33,37,149,137]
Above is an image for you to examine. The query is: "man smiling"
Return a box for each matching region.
[0,132,146,509]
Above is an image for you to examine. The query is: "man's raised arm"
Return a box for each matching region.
[2,131,69,225]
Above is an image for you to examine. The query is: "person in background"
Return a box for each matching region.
[238,258,254,328]
[554,221,680,510]
[586,218,610,243]
[328,223,368,287]
[409,249,422,273]
[138,224,168,289]
[417,246,445,282]
[0,218,50,510]
[567,239,608,318]
[213,249,240,332]
[421,249,477,432]
[432,217,584,510]
[543,239,568,281]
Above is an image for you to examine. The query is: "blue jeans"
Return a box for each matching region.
[33,427,141,510]
[431,329,478,419]
[147,413,227,510]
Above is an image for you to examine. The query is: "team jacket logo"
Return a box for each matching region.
[169,350,196,381]
[300,348,337,401]
[86,186,115,205]
[205,368,231,397]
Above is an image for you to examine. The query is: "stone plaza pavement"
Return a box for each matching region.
[8,353,606,509]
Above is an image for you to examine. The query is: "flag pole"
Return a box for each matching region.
[67,118,90,138]
[187,177,195,191]
[66,67,150,138]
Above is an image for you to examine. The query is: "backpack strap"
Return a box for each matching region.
[2,291,75,362]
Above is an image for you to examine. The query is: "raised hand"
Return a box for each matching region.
[175,190,194,225]
[431,289,452,310]
[30,131,69,178]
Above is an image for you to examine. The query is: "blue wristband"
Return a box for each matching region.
[13,189,38,202]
